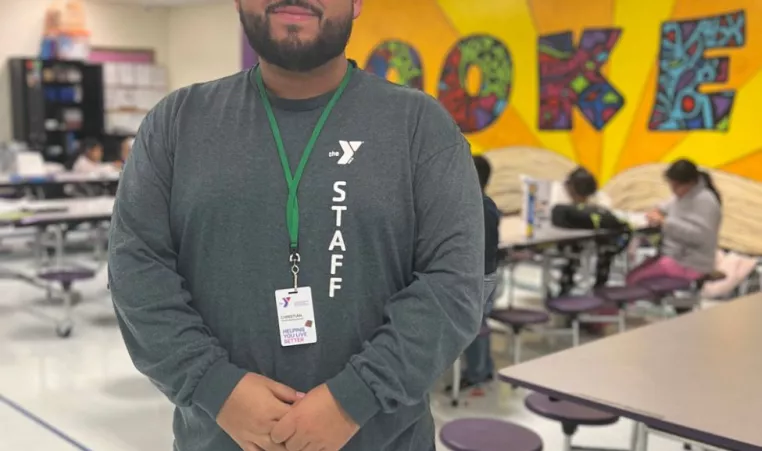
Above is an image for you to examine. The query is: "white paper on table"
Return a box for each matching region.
[15,152,46,177]
[0,199,21,215]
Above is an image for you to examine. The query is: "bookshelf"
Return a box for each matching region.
[8,58,104,165]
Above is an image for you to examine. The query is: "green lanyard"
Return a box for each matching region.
[254,63,353,283]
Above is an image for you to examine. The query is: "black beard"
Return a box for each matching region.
[240,3,353,72]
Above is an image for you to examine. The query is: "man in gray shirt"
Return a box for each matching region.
[108,0,484,450]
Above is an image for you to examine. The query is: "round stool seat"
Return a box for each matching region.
[490,308,550,327]
[637,276,693,294]
[546,295,604,315]
[525,393,618,426]
[38,267,96,283]
[594,285,656,303]
[440,418,543,451]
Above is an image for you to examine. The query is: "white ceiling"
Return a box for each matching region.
[87,0,227,6]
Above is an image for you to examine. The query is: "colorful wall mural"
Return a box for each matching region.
[345,0,762,185]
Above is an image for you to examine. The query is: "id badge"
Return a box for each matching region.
[274,287,317,347]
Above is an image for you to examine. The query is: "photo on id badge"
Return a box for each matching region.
[275,287,317,347]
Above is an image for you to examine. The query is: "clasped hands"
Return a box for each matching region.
[217,373,359,451]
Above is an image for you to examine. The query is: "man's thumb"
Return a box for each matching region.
[269,381,305,403]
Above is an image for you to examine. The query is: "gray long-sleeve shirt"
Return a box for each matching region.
[659,179,722,274]
[108,61,484,451]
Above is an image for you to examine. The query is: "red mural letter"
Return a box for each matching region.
[438,35,512,133]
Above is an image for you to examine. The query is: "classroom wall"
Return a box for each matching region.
[167,3,241,91]
[0,0,170,142]
[344,0,762,254]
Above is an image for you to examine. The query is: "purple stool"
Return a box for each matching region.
[525,393,619,451]
[545,295,605,347]
[38,266,96,338]
[490,308,550,364]
[636,276,693,294]
[637,271,726,315]
[440,418,543,451]
[593,285,657,332]
[594,285,656,304]
[38,267,96,291]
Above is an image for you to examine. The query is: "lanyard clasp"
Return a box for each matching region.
[289,249,300,292]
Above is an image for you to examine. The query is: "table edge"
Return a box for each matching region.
[499,373,762,451]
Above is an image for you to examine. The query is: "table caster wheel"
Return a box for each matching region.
[451,399,459,407]
[56,322,73,338]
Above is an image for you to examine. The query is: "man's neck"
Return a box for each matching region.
[258,56,349,100]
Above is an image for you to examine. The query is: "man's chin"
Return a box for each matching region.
[269,32,318,48]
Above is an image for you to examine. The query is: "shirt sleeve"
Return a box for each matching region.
[658,197,675,214]
[662,200,720,247]
[325,99,485,426]
[108,97,246,420]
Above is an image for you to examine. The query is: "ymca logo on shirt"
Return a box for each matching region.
[328,140,363,165]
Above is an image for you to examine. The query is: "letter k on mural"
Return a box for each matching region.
[537,29,625,132]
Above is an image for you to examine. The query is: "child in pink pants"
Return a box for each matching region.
[627,159,722,286]
[626,255,701,286]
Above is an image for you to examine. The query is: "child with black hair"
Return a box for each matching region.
[73,138,117,173]
[627,159,721,285]
[551,167,630,296]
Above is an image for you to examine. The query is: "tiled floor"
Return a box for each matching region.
[0,253,695,450]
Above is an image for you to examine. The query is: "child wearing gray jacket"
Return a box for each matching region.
[627,159,722,284]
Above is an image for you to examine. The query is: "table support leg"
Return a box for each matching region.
[629,422,640,451]
[564,433,573,451]
[53,225,64,268]
[512,330,522,364]
[572,318,580,347]
[618,308,627,333]
[451,357,461,406]
[635,422,648,451]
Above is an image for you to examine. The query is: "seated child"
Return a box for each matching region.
[450,155,500,390]
[627,159,721,285]
[551,167,630,296]
[73,138,116,173]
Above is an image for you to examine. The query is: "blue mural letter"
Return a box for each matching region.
[649,11,746,131]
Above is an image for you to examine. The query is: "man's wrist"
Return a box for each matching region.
[325,365,380,428]
[192,359,247,419]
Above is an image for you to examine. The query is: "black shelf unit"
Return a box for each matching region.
[9,58,104,166]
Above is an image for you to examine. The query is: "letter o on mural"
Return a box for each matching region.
[438,35,512,133]
[365,40,424,90]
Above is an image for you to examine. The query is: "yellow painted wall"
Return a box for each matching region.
[346,0,762,183]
